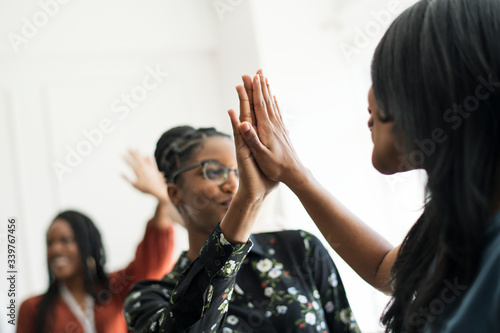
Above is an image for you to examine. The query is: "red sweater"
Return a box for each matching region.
[17,221,175,333]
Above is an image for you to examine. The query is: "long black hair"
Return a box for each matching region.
[154,125,230,183]
[36,210,109,333]
[373,0,500,332]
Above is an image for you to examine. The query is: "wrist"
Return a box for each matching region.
[220,194,264,244]
[282,163,311,189]
[233,191,266,207]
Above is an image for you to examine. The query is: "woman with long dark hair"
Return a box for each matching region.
[235,0,500,332]
[17,150,179,332]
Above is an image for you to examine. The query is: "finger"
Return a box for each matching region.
[259,72,275,122]
[236,85,252,125]
[253,74,271,130]
[121,173,135,185]
[239,121,269,156]
[228,109,243,145]
[145,155,156,168]
[265,76,280,122]
[123,153,138,171]
[228,109,251,158]
[129,149,146,167]
[242,75,255,126]
[274,95,285,126]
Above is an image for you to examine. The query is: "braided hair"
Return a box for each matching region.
[154,126,231,183]
[36,210,109,333]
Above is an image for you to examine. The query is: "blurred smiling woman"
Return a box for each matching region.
[17,150,179,333]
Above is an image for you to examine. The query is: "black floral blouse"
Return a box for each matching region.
[124,223,360,333]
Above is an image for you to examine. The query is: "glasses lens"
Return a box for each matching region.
[204,162,228,183]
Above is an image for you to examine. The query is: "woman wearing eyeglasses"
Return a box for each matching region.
[123,121,360,332]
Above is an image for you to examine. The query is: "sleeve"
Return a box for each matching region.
[302,231,361,333]
[17,298,38,333]
[124,223,253,333]
[107,220,175,303]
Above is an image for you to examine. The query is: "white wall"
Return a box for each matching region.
[0,1,421,333]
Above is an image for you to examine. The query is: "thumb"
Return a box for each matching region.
[239,122,267,155]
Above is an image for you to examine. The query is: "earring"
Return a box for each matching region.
[86,256,96,274]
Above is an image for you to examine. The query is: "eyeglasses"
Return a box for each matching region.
[169,159,239,185]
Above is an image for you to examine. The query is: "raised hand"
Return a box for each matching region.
[122,149,170,203]
[219,79,278,244]
[227,81,278,201]
[238,70,304,186]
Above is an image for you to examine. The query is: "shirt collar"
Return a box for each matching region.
[248,234,267,257]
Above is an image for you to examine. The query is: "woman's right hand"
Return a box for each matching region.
[237,70,306,187]
[122,149,170,203]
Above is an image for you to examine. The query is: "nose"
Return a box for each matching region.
[47,240,65,257]
[221,170,239,193]
[367,109,374,130]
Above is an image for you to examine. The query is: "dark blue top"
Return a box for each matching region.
[426,211,500,332]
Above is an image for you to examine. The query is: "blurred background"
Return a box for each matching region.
[0,0,423,332]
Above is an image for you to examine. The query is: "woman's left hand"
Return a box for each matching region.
[228,76,279,202]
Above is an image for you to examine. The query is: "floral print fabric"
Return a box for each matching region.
[124,224,360,332]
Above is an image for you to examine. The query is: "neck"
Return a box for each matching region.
[60,274,86,298]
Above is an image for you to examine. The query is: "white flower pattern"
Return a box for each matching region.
[226,315,239,325]
[298,295,308,304]
[276,305,288,314]
[305,312,316,325]
[340,308,352,324]
[328,272,338,287]
[264,287,274,297]
[221,260,237,276]
[268,268,282,279]
[325,301,335,313]
[220,233,230,245]
[256,258,273,272]
[123,226,359,333]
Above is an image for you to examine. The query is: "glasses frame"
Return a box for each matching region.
[169,159,238,185]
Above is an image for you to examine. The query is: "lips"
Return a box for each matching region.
[219,199,232,209]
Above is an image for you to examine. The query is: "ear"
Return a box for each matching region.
[167,184,183,207]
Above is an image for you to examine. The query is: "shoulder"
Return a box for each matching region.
[20,294,43,308]
[19,294,44,317]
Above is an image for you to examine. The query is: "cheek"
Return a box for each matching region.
[182,183,219,212]
[69,244,81,262]
[372,127,403,174]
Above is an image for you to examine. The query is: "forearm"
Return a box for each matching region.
[219,194,264,244]
[151,200,178,229]
[287,167,396,293]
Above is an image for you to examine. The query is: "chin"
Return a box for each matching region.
[51,269,76,282]
[372,158,399,175]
